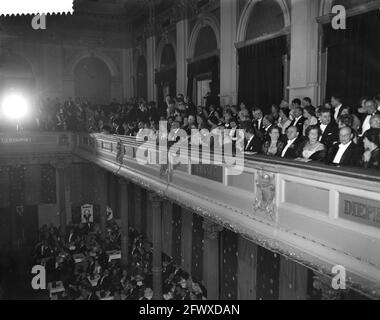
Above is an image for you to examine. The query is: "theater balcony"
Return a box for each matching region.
[1,131,380,299]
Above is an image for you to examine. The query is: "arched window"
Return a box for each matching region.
[245,0,285,41]
[160,44,176,69]
[238,0,289,113]
[0,53,35,96]
[194,26,218,58]
[74,57,111,104]
[156,43,176,107]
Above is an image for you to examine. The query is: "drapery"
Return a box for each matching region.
[324,10,380,107]
[172,203,182,266]
[155,67,176,107]
[187,55,220,103]
[220,228,238,300]
[256,246,280,300]
[238,36,287,113]
[237,236,257,300]
[191,214,204,283]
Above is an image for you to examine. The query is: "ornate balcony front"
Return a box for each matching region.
[74,133,380,299]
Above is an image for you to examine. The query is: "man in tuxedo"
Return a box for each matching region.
[262,115,275,141]
[281,126,303,159]
[252,108,264,134]
[302,97,314,109]
[326,127,361,167]
[242,125,262,154]
[361,99,380,136]
[370,115,380,129]
[290,106,305,135]
[331,95,344,122]
[319,108,339,151]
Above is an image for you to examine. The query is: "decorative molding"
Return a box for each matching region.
[236,0,291,43]
[202,218,224,240]
[253,170,277,222]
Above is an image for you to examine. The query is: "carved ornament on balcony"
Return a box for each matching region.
[253,170,277,222]
[202,219,223,240]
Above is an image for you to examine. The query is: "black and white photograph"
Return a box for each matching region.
[0,0,379,305]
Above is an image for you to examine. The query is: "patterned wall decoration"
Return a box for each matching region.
[191,213,204,283]
[128,183,136,230]
[9,166,26,242]
[279,256,308,300]
[238,236,257,300]
[172,203,182,266]
[220,228,238,300]
[0,166,10,208]
[162,201,173,258]
[41,164,56,204]
[256,246,280,300]
[24,165,42,205]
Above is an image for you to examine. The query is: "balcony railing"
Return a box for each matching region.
[1,131,380,298]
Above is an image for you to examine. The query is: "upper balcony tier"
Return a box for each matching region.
[1,131,380,299]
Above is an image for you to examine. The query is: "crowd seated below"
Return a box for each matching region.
[33,219,207,300]
[1,93,380,170]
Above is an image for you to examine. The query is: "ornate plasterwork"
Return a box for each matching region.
[253,170,277,222]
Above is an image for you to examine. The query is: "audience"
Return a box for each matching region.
[33,219,206,300]
[0,92,379,171]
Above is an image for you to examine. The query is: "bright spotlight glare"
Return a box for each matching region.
[1,94,29,120]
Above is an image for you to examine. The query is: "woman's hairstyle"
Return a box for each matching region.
[304,105,316,117]
[338,114,354,128]
[363,128,380,148]
[305,124,322,139]
[268,125,281,135]
[280,108,290,118]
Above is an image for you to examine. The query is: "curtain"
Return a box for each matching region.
[0,166,10,208]
[191,214,204,283]
[256,246,280,300]
[220,228,238,300]
[279,256,308,300]
[237,236,257,300]
[238,36,287,113]
[172,203,182,266]
[187,55,220,103]
[41,164,56,204]
[324,10,380,107]
[156,67,176,107]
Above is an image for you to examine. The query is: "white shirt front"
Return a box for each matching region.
[361,115,372,136]
[333,141,352,164]
[281,138,296,157]
[293,116,302,127]
[319,123,327,142]
[246,136,254,149]
[334,104,342,121]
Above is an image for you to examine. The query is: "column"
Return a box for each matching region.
[289,0,320,104]
[146,35,156,101]
[55,160,71,236]
[96,168,108,236]
[150,193,163,300]
[122,48,134,101]
[119,178,129,266]
[220,0,238,106]
[176,19,188,95]
[202,219,223,299]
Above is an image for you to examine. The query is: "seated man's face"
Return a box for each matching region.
[286,127,298,141]
[339,127,352,145]
[320,112,331,126]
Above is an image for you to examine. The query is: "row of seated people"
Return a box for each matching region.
[102,94,380,170]
[34,221,206,300]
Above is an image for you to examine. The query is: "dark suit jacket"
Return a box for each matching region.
[244,136,263,154]
[290,117,306,135]
[364,148,380,169]
[320,122,339,150]
[326,142,361,167]
[282,137,304,159]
